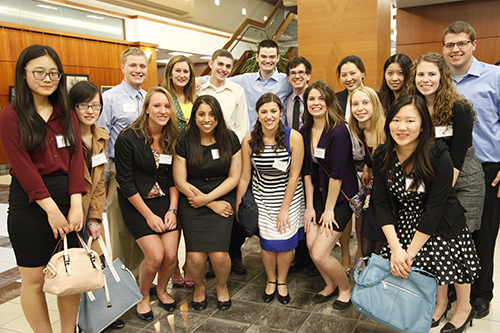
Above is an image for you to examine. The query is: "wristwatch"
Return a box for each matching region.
[168,209,177,215]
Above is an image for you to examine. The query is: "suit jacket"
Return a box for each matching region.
[335,89,348,117]
[115,124,175,198]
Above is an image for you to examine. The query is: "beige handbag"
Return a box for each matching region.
[43,233,104,296]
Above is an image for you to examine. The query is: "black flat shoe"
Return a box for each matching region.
[262,281,276,303]
[136,309,154,321]
[192,299,207,310]
[277,282,290,304]
[217,299,232,310]
[312,287,339,303]
[471,297,490,318]
[159,299,177,312]
[107,319,125,329]
[432,302,452,327]
[440,308,475,333]
[332,299,352,310]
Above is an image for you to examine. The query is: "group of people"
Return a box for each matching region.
[1,19,499,333]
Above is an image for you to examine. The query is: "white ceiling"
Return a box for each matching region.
[392,0,466,8]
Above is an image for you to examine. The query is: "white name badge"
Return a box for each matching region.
[314,148,326,159]
[91,152,107,168]
[122,104,136,113]
[211,149,220,160]
[273,159,288,172]
[405,177,425,193]
[55,135,69,148]
[435,126,453,138]
[159,154,172,165]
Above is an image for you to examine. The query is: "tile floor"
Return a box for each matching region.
[0,174,499,332]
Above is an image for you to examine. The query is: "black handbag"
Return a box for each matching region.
[238,186,259,237]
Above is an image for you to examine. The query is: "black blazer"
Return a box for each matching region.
[115,124,174,198]
[372,141,467,239]
[335,89,348,117]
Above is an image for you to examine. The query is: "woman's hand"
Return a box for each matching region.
[318,209,339,237]
[276,209,290,234]
[146,213,166,233]
[47,208,71,239]
[187,187,207,208]
[87,218,102,239]
[390,247,412,279]
[164,211,177,230]
[303,207,316,233]
[207,200,233,217]
[361,166,371,188]
[67,205,84,233]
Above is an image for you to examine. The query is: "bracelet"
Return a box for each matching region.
[168,209,177,215]
[88,222,100,226]
[406,251,416,261]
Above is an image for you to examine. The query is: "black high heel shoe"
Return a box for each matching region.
[432,302,452,327]
[262,281,276,302]
[277,282,290,304]
[440,308,475,333]
[159,299,177,312]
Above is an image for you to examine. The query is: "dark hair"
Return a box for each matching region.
[286,56,312,75]
[68,81,102,115]
[303,81,345,130]
[442,21,476,44]
[186,95,232,165]
[380,95,436,191]
[249,93,286,155]
[211,49,233,61]
[379,54,412,112]
[14,44,77,151]
[257,39,279,54]
[336,55,366,77]
[161,55,196,103]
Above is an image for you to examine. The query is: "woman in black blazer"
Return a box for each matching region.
[115,87,180,321]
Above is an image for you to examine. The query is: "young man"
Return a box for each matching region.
[284,56,312,130]
[442,21,500,319]
[198,49,249,141]
[96,47,148,279]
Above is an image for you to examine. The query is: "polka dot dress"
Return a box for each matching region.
[381,160,479,285]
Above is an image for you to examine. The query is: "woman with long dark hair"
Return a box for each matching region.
[373,95,479,333]
[379,53,412,112]
[0,44,86,332]
[173,95,241,310]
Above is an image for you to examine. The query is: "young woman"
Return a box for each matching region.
[373,95,479,333]
[348,86,387,257]
[379,54,412,112]
[236,93,305,304]
[0,44,86,333]
[115,87,180,320]
[301,80,357,310]
[173,95,241,311]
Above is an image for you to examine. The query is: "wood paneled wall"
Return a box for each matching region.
[0,22,158,164]
[297,0,391,92]
[396,0,500,65]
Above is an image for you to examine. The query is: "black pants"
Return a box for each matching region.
[471,163,500,301]
[229,219,246,260]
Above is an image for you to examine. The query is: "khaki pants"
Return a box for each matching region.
[107,161,143,279]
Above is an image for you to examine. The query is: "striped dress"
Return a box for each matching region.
[252,127,305,252]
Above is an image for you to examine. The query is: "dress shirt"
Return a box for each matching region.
[453,57,500,163]
[0,104,86,202]
[285,91,305,129]
[96,80,146,159]
[198,80,250,141]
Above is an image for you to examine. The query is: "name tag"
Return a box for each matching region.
[405,177,425,193]
[159,154,172,165]
[273,159,288,172]
[314,148,326,159]
[122,104,136,113]
[435,126,453,138]
[211,149,220,160]
[55,135,69,148]
[91,152,107,167]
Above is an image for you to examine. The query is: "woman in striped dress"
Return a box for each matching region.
[236,93,305,304]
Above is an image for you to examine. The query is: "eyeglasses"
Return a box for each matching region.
[25,68,62,81]
[76,103,102,111]
[289,70,307,77]
[443,40,472,50]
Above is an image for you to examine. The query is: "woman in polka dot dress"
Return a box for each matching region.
[372,95,479,333]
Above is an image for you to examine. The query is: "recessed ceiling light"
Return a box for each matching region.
[169,52,193,57]
[215,0,220,6]
[264,16,268,21]
[242,8,246,15]
[86,14,104,20]
[37,4,58,10]
[200,56,212,60]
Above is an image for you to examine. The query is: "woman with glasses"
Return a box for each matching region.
[379,54,412,113]
[0,44,86,332]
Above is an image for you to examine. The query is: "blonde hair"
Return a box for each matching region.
[121,47,147,64]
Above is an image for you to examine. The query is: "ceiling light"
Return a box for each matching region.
[215,0,220,6]
[264,16,268,21]
[37,4,58,10]
[200,56,212,60]
[86,14,104,20]
[242,8,246,15]
[169,52,193,57]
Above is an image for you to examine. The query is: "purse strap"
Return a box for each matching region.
[87,235,120,283]
[316,160,364,203]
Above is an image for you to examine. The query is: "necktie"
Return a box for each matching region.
[136,92,143,114]
[293,95,300,130]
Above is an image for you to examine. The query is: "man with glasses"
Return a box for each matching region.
[442,21,500,319]
[284,56,312,130]
[96,47,148,282]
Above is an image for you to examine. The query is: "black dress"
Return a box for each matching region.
[176,131,241,252]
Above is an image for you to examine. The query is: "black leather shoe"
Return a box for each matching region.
[332,299,352,310]
[432,302,451,327]
[217,299,232,310]
[262,281,276,303]
[192,299,207,310]
[107,319,125,329]
[159,299,177,312]
[312,287,339,303]
[136,309,154,321]
[277,282,290,304]
[440,308,475,333]
[471,298,490,318]
[231,258,247,274]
